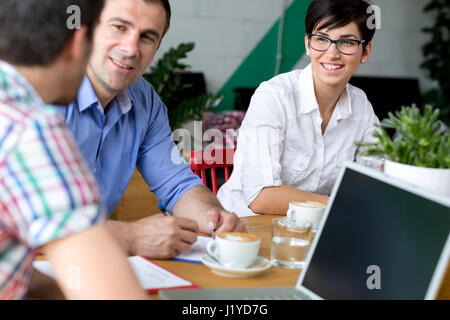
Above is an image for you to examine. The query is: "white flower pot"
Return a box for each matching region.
[384,159,450,198]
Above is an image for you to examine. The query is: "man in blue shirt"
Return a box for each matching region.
[60,0,245,259]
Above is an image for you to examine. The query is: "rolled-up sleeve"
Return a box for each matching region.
[235,83,286,206]
[135,88,203,213]
[361,100,381,143]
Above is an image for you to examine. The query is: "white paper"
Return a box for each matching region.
[127,256,192,290]
[173,235,212,263]
[32,256,193,291]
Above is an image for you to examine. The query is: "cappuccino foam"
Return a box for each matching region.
[291,201,325,208]
[219,232,259,243]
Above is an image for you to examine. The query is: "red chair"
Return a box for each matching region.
[190,148,235,195]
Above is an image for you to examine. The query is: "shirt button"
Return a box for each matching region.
[97,104,101,111]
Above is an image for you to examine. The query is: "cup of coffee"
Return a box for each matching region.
[207,232,260,269]
[286,201,326,230]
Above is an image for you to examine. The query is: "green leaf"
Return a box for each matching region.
[143,42,227,129]
[355,105,450,168]
[169,94,224,129]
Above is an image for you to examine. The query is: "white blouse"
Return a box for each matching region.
[217,64,380,217]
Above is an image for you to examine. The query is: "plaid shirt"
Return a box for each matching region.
[0,61,105,299]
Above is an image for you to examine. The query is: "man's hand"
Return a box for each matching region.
[172,185,247,236]
[206,209,247,237]
[108,214,199,259]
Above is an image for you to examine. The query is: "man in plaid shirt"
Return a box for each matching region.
[0,0,146,299]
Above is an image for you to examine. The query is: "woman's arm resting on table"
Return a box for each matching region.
[41,225,148,300]
[249,185,329,215]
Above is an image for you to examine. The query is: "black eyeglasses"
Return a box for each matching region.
[308,34,365,55]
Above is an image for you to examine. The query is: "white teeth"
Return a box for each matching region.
[323,64,343,70]
[112,59,132,69]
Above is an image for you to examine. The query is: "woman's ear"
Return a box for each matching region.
[361,41,373,64]
[304,34,310,56]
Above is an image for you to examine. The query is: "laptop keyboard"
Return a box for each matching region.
[160,287,313,300]
[243,293,308,300]
[242,289,310,300]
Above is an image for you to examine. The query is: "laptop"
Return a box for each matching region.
[160,162,450,300]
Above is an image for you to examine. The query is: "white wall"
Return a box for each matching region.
[357,0,436,93]
[153,0,293,93]
[153,0,437,95]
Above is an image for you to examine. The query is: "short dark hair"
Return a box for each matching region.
[305,0,376,51]
[0,0,104,66]
[143,0,171,36]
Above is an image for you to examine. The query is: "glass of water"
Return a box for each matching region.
[270,217,313,269]
[355,147,385,171]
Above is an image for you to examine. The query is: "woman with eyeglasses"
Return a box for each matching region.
[217,0,380,216]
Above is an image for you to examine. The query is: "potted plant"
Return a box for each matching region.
[144,42,223,130]
[356,104,450,197]
[421,0,450,125]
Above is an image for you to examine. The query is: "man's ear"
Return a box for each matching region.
[61,26,90,63]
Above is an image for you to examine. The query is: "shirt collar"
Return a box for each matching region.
[77,75,133,114]
[335,85,352,120]
[298,63,319,114]
[116,89,132,114]
[298,63,352,120]
[77,76,99,111]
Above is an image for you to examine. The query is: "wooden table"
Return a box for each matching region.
[150,215,301,299]
[150,215,450,300]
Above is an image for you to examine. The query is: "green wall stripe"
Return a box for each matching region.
[217,0,312,111]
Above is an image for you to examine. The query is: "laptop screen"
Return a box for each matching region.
[301,167,450,299]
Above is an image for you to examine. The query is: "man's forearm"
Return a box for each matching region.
[105,220,135,255]
[172,185,224,234]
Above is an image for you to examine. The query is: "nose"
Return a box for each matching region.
[325,41,341,58]
[119,34,139,58]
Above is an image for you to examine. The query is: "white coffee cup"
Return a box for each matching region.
[286,201,326,230]
[206,232,260,269]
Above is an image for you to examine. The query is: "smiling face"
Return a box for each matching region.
[304,20,372,91]
[87,0,166,100]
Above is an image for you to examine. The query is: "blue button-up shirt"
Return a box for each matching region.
[59,76,203,215]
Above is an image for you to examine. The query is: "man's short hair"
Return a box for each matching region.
[0,0,104,66]
[143,0,171,36]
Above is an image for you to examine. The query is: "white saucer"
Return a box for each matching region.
[201,255,272,278]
